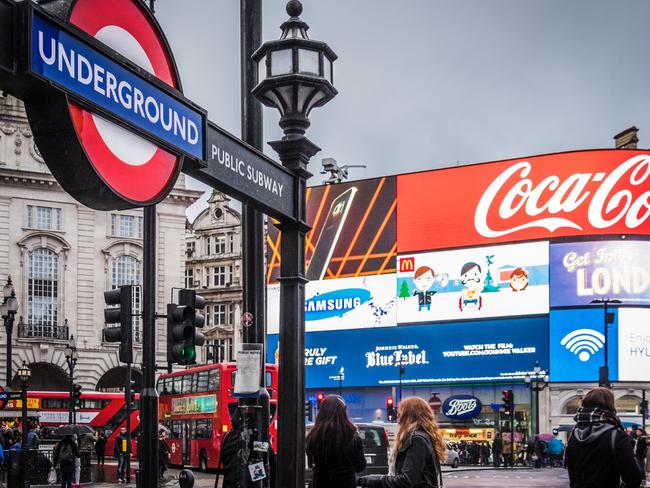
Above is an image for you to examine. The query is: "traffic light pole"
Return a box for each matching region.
[139,205,158,488]
[125,362,132,484]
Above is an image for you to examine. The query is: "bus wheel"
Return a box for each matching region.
[200,451,208,472]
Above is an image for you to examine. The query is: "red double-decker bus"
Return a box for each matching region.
[2,391,139,457]
[157,363,278,471]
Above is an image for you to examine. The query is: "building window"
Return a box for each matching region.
[112,255,142,343]
[215,235,226,254]
[206,236,212,255]
[227,234,235,254]
[27,248,59,331]
[185,269,194,289]
[186,241,195,257]
[213,304,227,327]
[205,306,211,327]
[228,304,235,327]
[110,214,143,238]
[212,266,232,288]
[27,206,62,230]
[208,338,232,362]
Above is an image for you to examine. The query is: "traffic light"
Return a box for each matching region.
[103,285,134,364]
[125,379,137,405]
[305,400,314,422]
[640,399,648,420]
[502,389,514,416]
[167,289,205,365]
[72,383,82,410]
[386,397,397,422]
[316,392,325,408]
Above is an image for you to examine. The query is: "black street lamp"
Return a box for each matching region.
[398,363,405,405]
[1,275,19,387]
[590,298,621,387]
[253,2,337,486]
[17,360,31,488]
[524,361,549,436]
[64,334,78,424]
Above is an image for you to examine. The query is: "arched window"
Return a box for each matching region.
[112,255,142,343]
[562,396,583,415]
[27,248,59,336]
[616,395,641,414]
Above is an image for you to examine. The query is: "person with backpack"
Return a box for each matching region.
[565,387,643,488]
[634,428,648,481]
[359,396,445,488]
[306,395,366,488]
[53,435,80,488]
[492,432,503,468]
[94,430,106,466]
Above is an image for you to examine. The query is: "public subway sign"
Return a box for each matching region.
[19,0,207,210]
[184,122,295,220]
[397,150,650,252]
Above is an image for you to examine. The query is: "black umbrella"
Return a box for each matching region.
[55,424,95,436]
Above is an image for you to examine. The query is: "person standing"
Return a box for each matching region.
[359,396,445,488]
[94,430,106,466]
[114,426,130,483]
[492,432,503,468]
[634,428,648,482]
[53,435,80,488]
[26,424,39,449]
[158,430,171,481]
[306,395,366,488]
[565,387,642,488]
[217,410,243,488]
[502,434,512,468]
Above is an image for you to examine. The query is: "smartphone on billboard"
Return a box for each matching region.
[306,187,357,281]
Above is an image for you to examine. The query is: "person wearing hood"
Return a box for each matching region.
[565,387,642,488]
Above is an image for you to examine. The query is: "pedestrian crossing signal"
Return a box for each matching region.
[386,397,397,422]
[502,389,514,416]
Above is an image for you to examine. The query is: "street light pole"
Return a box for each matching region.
[252,3,337,486]
[17,361,31,488]
[590,298,621,387]
[64,334,78,424]
[2,276,18,387]
[398,364,405,404]
[524,362,549,436]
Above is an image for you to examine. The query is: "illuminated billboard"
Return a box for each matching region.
[550,241,650,307]
[397,150,650,253]
[396,241,549,324]
[268,316,549,388]
[617,308,650,382]
[267,274,397,334]
[267,177,396,284]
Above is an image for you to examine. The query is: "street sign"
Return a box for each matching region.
[186,122,295,221]
[0,388,6,409]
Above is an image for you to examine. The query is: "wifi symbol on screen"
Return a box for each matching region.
[561,329,606,362]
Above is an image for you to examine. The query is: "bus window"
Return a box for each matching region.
[172,376,181,395]
[189,373,198,393]
[266,372,272,388]
[181,374,193,394]
[196,371,209,392]
[43,398,69,409]
[169,421,181,438]
[156,378,164,394]
[193,419,212,440]
[208,370,219,391]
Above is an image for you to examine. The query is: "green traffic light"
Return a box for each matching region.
[181,345,196,362]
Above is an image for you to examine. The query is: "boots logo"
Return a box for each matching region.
[442,395,482,420]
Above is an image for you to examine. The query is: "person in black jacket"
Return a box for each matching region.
[565,387,642,488]
[158,429,171,481]
[306,395,366,488]
[53,435,80,488]
[359,396,446,488]
[217,409,243,488]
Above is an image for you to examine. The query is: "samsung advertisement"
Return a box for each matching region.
[268,317,549,388]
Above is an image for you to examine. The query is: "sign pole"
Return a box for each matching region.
[139,205,159,488]
[240,2,270,487]
[125,362,132,484]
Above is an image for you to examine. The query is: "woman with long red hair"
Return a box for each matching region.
[359,396,445,487]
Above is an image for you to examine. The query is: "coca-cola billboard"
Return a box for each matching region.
[397,150,650,252]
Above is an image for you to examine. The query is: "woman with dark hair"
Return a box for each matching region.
[359,396,445,487]
[565,387,642,488]
[306,395,366,488]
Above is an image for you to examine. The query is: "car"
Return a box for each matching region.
[445,442,460,468]
[305,423,390,485]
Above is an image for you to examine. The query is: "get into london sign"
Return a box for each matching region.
[22,0,206,210]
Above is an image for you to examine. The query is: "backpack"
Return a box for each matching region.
[60,443,75,465]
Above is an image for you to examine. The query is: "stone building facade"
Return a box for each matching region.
[0,93,201,391]
[184,191,242,364]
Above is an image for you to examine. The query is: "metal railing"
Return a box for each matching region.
[18,322,69,340]
[5,448,92,486]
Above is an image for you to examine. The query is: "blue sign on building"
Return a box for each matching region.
[549,308,618,382]
[30,12,205,159]
[268,316,549,388]
[442,395,483,420]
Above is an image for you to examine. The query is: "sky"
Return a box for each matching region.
[152,1,650,220]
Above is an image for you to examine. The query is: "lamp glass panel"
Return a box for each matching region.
[298,49,320,76]
[6,296,17,312]
[271,49,294,76]
[324,58,332,84]
[257,54,267,83]
[3,283,12,298]
[0,303,7,317]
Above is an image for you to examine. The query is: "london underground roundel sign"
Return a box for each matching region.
[25,0,185,210]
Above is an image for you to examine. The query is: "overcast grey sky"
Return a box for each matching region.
[154,1,650,219]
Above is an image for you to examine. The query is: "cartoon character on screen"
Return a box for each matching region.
[413,266,436,312]
[509,267,529,292]
[459,261,483,311]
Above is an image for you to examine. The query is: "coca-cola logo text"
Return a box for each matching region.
[475,155,650,238]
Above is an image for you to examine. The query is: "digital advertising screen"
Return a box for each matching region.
[396,150,650,253]
[396,241,549,324]
[267,316,549,388]
[617,308,650,382]
[549,308,619,383]
[550,240,650,307]
[266,274,397,334]
[266,176,397,284]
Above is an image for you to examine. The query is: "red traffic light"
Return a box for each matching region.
[317,392,325,407]
[386,397,394,406]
